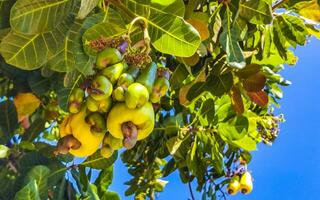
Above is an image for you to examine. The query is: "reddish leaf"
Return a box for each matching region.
[230,87,244,115]
[236,64,261,78]
[243,72,266,92]
[247,91,269,107]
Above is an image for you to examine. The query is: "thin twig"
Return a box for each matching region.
[188,181,195,200]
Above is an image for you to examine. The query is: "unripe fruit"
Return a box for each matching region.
[96,48,122,69]
[98,97,112,113]
[137,62,157,93]
[101,62,125,84]
[100,145,114,158]
[113,87,126,102]
[86,96,99,112]
[125,83,149,109]
[227,175,241,195]
[85,112,106,134]
[68,88,85,114]
[103,134,123,150]
[117,73,135,88]
[240,172,253,195]
[89,75,113,101]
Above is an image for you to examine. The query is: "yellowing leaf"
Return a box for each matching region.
[186,18,210,41]
[298,2,320,22]
[13,93,41,121]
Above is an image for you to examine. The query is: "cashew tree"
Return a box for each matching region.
[0,0,319,199]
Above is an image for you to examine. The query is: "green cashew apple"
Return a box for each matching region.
[68,88,85,114]
[227,175,241,195]
[101,62,125,84]
[85,112,106,134]
[103,133,123,150]
[89,75,113,101]
[117,67,140,87]
[137,62,157,93]
[113,87,126,102]
[87,96,112,113]
[96,48,122,70]
[125,83,149,109]
[86,96,99,112]
[100,145,114,158]
[150,77,170,103]
[107,102,154,141]
[240,172,253,194]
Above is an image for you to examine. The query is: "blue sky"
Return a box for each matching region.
[109,37,320,200]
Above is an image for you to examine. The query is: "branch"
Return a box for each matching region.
[188,181,195,200]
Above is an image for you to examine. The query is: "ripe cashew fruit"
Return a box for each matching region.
[125,83,149,109]
[89,75,113,101]
[121,121,138,149]
[240,172,253,194]
[101,62,125,84]
[56,135,81,155]
[59,108,104,157]
[227,175,241,195]
[68,88,85,114]
[96,48,122,70]
[137,62,157,93]
[107,102,154,141]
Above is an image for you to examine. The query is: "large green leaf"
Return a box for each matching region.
[95,166,113,193]
[0,0,16,28]
[218,115,249,141]
[24,165,50,199]
[219,22,246,69]
[10,0,75,34]
[14,180,40,200]
[77,0,99,19]
[101,191,120,200]
[123,0,201,57]
[81,150,118,169]
[239,0,273,25]
[0,16,73,70]
[48,20,83,73]
[0,100,18,136]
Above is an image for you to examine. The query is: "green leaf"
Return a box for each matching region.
[10,0,75,34]
[14,180,40,200]
[207,73,234,97]
[22,118,46,141]
[219,25,246,69]
[0,16,73,70]
[218,115,249,141]
[77,0,99,19]
[48,20,84,73]
[239,0,273,25]
[0,0,16,28]
[95,166,113,194]
[0,100,18,136]
[0,144,9,158]
[123,0,201,57]
[24,165,50,199]
[101,191,120,200]
[81,150,118,169]
[198,98,215,126]
[87,184,100,200]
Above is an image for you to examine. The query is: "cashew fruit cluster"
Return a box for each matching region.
[227,172,253,195]
[56,47,170,158]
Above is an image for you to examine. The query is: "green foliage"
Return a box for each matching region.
[0,0,318,199]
